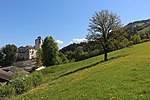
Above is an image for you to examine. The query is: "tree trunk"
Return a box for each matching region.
[104,50,108,61]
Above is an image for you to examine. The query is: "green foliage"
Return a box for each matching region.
[64,51,75,61]
[126,19,150,36]
[42,36,60,66]
[62,45,101,62]
[0,52,4,66]
[138,28,150,42]
[0,70,44,100]
[74,46,84,61]
[58,51,69,64]
[61,41,102,62]
[109,28,130,50]
[10,71,28,94]
[0,84,15,99]
[88,49,100,57]
[130,34,141,44]
[1,44,17,66]
[126,19,150,43]
[28,72,43,87]
[73,46,100,61]
[36,49,43,67]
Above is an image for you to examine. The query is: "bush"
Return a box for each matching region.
[130,34,141,44]
[10,71,28,94]
[0,84,15,99]
[11,78,27,94]
[0,70,44,99]
[29,72,43,87]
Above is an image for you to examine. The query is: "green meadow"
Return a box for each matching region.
[11,42,150,100]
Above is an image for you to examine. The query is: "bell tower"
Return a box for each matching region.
[35,36,43,50]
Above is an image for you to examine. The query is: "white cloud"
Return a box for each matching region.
[56,40,64,44]
[69,41,73,44]
[70,38,88,44]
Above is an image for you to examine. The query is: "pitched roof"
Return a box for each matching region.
[18,46,35,49]
[0,69,12,81]
[26,45,34,49]
[2,66,20,72]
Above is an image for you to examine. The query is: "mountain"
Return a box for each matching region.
[127,19,150,26]
[125,19,150,36]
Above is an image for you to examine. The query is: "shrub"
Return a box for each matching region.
[0,84,15,99]
[11,78,27,94]
[130,34,141,44]
[10,71,28,94]
[29,72,43,87]
[0,70,44,99]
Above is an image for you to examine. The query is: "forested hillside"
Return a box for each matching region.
[60,19,150,62]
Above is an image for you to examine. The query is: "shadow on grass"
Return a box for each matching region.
[52,54,129,81]
[108,54,128,61]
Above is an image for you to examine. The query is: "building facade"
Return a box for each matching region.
[18,36,43,60]
[18,46,36,60]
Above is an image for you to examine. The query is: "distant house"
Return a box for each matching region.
[0,66,29,82]
[2,66,21,73]
[0,69,12,82]
[18,46,37,60]
[17,36,43,60]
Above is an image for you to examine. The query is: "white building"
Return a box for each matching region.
[18,46,36,60]
[18,36,43,60]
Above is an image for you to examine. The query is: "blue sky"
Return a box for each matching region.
[0,0,150,48]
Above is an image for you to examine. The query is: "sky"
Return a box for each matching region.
[0,0,150,49]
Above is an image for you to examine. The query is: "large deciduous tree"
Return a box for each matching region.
[87,10,121,61]
[42,36,60,66]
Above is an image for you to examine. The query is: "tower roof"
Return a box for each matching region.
[38,36,42,39]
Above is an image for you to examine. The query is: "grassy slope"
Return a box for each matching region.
[12,42,150,100]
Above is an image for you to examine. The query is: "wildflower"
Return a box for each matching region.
[110,96,116,100]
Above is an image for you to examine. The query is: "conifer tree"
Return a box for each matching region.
[42,36,60,66]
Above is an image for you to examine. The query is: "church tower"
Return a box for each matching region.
[35,36,43,50]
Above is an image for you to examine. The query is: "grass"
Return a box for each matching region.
[11,42,150,100]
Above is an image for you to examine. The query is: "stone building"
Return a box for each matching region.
[18,36,43,60]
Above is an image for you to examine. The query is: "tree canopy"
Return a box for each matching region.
[36,48,43,67]
[87,10,121,61]
[0,44,17,66]
[42,36,60,66]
